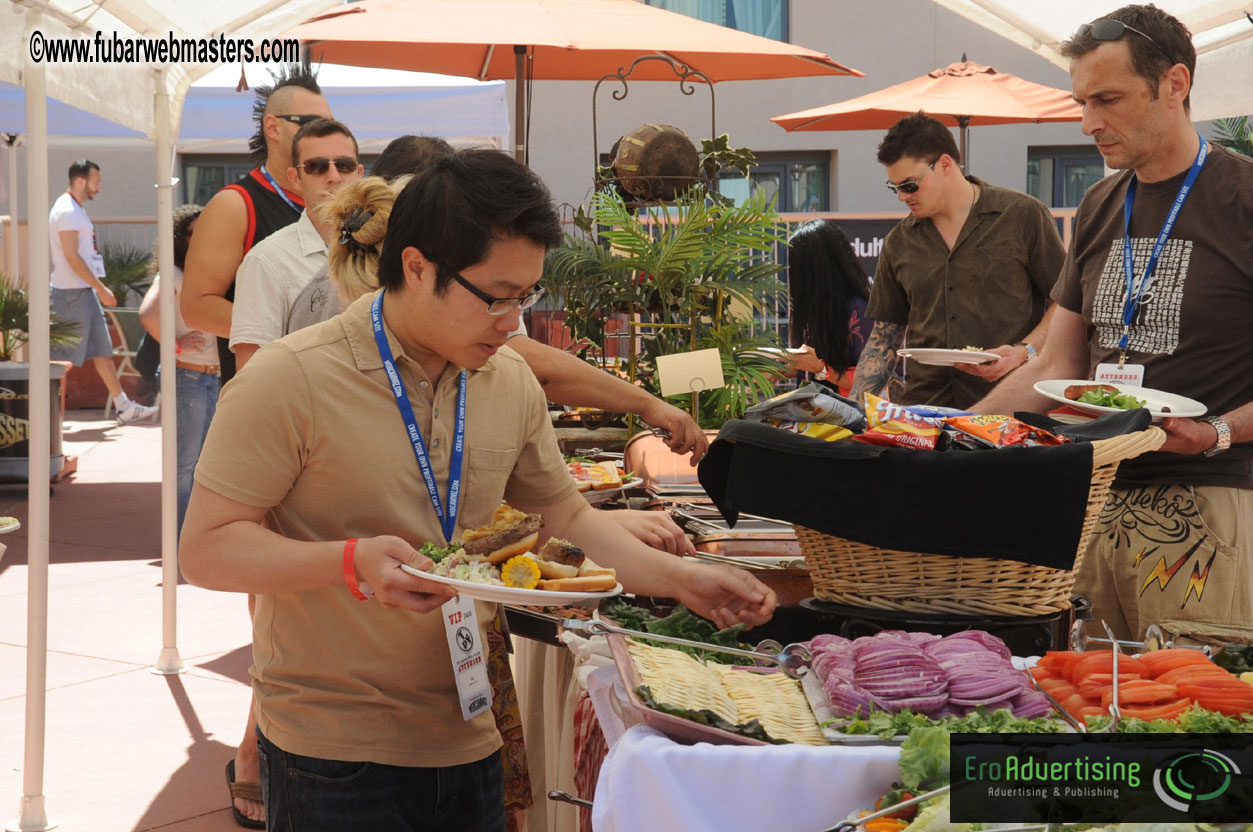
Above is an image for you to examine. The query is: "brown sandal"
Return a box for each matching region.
[224,759,265,829]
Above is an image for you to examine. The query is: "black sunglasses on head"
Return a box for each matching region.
[298,156,359,175]
[274,113,325,127]
[1077,18,1180,67]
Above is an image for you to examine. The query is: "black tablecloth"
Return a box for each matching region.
[697,419,1105,570]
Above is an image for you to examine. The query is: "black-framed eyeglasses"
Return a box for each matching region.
[443,266,546,316]
[274,113,325,127]
[298,156,359,175]
[886,160,937,195]
[1077,18,1180,67]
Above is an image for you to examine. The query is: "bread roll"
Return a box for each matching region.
[537,574,619,592]
[536,559,579,579]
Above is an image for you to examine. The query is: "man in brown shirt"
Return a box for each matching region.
[975,5,1253,642]
[179,149,774,831]
[851,113,1065,409]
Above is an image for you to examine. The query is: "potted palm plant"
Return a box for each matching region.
[0,277,81,481]
[547,185,789,429]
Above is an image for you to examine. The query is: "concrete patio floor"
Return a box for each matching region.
[1,410,253,831]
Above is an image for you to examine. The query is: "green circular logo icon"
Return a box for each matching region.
[1153,749,1240,812]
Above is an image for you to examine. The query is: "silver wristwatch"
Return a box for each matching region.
[1201,416,1231,457]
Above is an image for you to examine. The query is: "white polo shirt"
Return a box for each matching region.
[230,211,328,351]
[49,192,104,290]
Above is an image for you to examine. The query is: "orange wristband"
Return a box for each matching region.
[343,538,368,601]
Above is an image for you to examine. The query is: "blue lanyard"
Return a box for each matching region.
[258,166,300,214]
[370,293,467,544]
[1119,133,1207,355]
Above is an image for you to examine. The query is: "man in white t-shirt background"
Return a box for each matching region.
[49,159,157,424]
[229,118,363,371]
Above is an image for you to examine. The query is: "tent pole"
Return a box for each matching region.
[5,137,19,282]
[513,45,526,164]
[8,9,56,832]
[151,69,184,677]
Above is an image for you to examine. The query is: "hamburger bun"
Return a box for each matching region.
[462,505,544,564]
[577,558,615,578]
[536,559,579,579]
[483,532,539,565]
[537,574,619,593]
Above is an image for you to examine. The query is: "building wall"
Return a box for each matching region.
[518,0,1091,212]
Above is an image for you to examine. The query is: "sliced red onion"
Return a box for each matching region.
[879,692,949,714]
[943,630,1012,660]
[810,634,851,650]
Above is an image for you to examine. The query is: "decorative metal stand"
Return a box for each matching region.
[591,54,715,194]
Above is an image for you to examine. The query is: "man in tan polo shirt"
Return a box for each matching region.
[179,148,775,831]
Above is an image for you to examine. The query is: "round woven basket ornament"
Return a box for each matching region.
[613,123,700,201]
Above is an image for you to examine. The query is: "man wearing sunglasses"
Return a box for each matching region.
[179,148,776,831]
[182,64,332,386]
[231,118,363,372]
[850,112,1065,408]
[976,5,1253,642]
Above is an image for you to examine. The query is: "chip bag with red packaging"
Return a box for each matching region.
[944,413,1068,447]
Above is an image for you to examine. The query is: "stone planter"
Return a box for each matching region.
[0,362,66,482]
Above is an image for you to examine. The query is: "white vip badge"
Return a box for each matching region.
[1094,363,1145,387]
[442,595,493,721]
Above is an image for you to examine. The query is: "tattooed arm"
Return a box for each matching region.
[850,321,906,402]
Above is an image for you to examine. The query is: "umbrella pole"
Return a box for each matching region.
[513,45,526,164]
[958,116,970,174]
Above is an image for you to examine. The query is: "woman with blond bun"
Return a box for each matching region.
[283,174,408,334]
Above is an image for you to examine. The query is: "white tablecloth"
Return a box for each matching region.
[590,676,904,832]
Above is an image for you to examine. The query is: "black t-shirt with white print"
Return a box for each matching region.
[1052,144,1253,488]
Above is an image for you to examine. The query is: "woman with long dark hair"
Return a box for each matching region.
[784,219,874,395]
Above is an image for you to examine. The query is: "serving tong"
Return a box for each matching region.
[1028,620,1127,733]
[560,618,812,679]
[1069,621,1211,655]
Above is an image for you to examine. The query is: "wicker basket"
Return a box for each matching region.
[796,427,1166,617]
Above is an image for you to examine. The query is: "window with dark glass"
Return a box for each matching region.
[718,154,829,213]
[645,0,788,41]
[1027,146,1105,208]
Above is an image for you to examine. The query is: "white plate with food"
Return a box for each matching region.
[398,564,622,605]
[897,347,1000,366]
[399,505,623,605]
[0,516,20,534]
[1034,379,1206,420]
[583,476,642,505]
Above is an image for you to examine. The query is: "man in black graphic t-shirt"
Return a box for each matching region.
[975,5,1253,643]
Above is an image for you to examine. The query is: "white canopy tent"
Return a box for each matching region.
[932,0,1253,121]
[1,3,338,829]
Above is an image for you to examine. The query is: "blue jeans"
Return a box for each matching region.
[168,367,219,534]
[257,730,505,832]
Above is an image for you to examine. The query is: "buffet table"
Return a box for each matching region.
[586,666,902,832]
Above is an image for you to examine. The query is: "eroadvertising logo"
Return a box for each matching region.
[951,734,1253,823]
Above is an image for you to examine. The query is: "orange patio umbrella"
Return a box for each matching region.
[771,60,1081,170]
[288,0,861,162]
